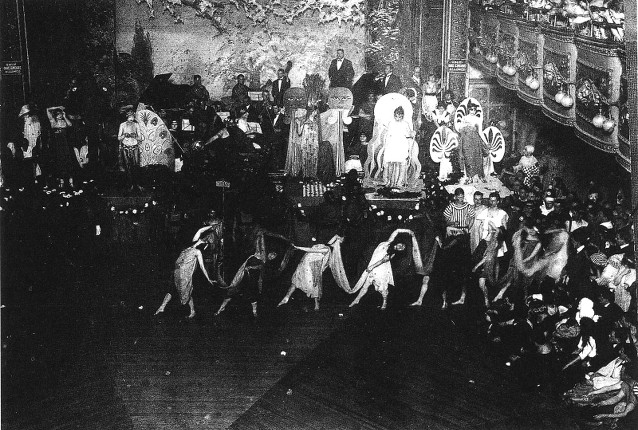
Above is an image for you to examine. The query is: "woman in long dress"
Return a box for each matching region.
[299,108,320,178]
[277,236,350,311]
[154,239,215,319]
[47,106,76,189]
[383,107,415,188]
[349,229,423,310]
[421,73,441,116]
[285,108,306,176]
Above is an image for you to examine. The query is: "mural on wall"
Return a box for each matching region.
[135,0,366,27]
[365,0,401,73]
[123,0,367,99]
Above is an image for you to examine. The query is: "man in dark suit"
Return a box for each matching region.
[271,68,291,109]
[381,64,402,94]
[328,48,355,89]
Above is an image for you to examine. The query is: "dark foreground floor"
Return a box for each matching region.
[2,236,637,429]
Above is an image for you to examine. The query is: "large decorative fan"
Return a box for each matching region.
[373,93,413,129]
[430,126,458,181]
[429,126,458,162]
[481,126,505,162]
[454,97,483,132]
[135,109,175,168]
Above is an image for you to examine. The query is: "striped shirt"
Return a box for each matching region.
[444,202,475,229]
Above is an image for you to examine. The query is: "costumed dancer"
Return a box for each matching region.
[284,107,307,176]
[300,107,320,178]
[216,227,291,317]
[432,101,452,127]
[117,107,144,191]
[438,188,475,308]
[382,106,415,188]
[421,73,441,117]
[47,106,76,189]
[215,252,276,318]
[492,217,542,303]
[514,227,570,301]
[513,145,540,187]
[192,210,224,282]
[467,192,509,307]
[458,102,488,183]
[349,229,423,310]
[154,239,215,319]
[277,235,351,311]
[19,105,42,184]
[409,228,442,307]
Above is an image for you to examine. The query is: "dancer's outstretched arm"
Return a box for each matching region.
[196,250,214,284]
[192,226,213,242]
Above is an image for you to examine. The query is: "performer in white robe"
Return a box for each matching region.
[349,229,423,310]
[277,236,351,310]
[383,107,415,188]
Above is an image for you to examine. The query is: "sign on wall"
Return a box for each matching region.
[2,61,22,76]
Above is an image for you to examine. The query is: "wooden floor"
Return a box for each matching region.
[3,237,638,430]
[230,303,577,430]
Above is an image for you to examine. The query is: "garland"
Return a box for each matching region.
[135,0,366,28]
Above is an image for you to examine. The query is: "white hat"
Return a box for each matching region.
[524,145,535,154]
[18,105,31,117]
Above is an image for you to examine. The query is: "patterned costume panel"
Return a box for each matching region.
[135,109,175,168]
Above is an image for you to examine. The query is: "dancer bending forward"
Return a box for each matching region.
[155,239,215,318]
[278,236,351,311]
[350,229,423,310]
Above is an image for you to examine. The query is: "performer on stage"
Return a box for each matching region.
[458,103,489,182]
[192,210,224,282]
[421,73,441,116]
[349,229,423,310]
[47,106,76,189]
[154,239,215,319]
[232,74,251,108]
[380,64,402,94]
[299,107,320,178]
[117,107,144,191]
[285,107,307,176]
[277,236,351,311]
[328,48,355,89]
[271,68,291,109]
[382,106,415,188]
[513,145,540,187]
[214,251,277,318]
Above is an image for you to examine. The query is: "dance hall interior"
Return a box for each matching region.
[2,0,638,428]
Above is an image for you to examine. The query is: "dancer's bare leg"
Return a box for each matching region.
[410,275,430,306]
[186,297,196,319]
[478,277,489,308]
[215,297,231,316]
[380,290,388,310]
[314,298,320,311]
[277,285,297,307]
[154,293,172,315]
[251,302,258,317]
[451,286,466,305]
[493,280,511,303]
[349,285,369,307]
[441,291,448,310]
